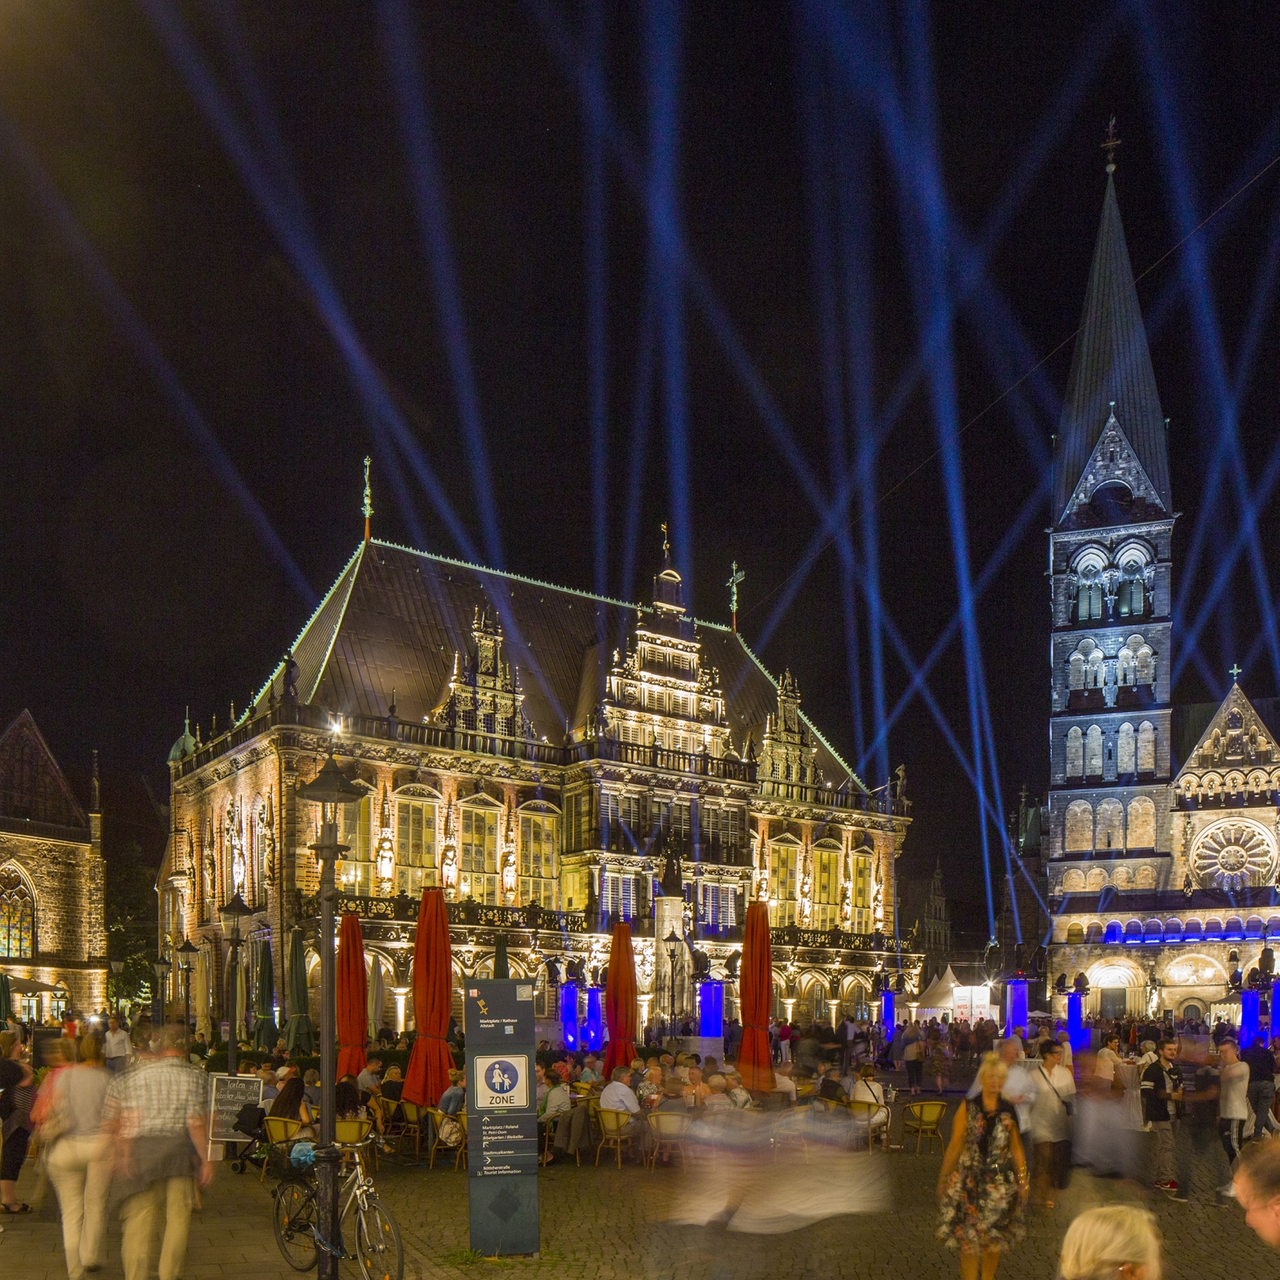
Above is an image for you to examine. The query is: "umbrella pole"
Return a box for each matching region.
[316,853,339,1280]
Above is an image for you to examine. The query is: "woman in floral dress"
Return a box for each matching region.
[936,1052,1028,1280]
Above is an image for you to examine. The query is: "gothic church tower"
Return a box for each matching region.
[1046,161,1176,963]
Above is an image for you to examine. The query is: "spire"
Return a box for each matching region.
[726,561,745,633]
[1053,147,1171,524]
[90,748,100,813]
[362,456,373,542]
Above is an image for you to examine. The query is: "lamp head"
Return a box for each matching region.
[219,891,254,940]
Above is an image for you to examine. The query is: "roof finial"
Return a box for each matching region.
[1102,116,1121,174]
[1230,662,1242,683]
[726,560,745,633]
[91,748,100,813]
[661,520,670,565]
[362,456,373,542]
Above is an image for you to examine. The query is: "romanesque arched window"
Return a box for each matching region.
[1065,801,1093,852]
[1077,568,1103,622]
[1137,722,1156,774]
[1128,797,1156,849]
[0,866,34,958]
[1096,799,1124,851]
[1117,723,1136,775]
[1065,727,1083,779]
[1085,725,1103,777]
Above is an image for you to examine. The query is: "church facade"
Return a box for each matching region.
[1044,165,1280,1023]
[0,710,107,1021]
[158,536,919,1039]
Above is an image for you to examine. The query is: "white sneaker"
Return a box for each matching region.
[1219,1182,1237,1198]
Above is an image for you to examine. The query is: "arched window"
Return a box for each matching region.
[1116,647,1135,687]
[1077,568,1103,622]
[1062,869,1086,892]
[1104,921,1123,945]
[1134,645,1155,686]
[1065,801,1093,852]
[396,792,439,872]
[1128,797,1156,849]
[1116,566,1145,618]
[0,866,35,958]
[1097,800,1124,851]
[1086,867,1108,892]
[460,801,501,903]
[1117,723,1136,775]
[1066,923,1085,944]
[519,804,560,910]
[1085,726,1103,777]
[1065,728,1084,779]
[1068,653,1085,692]
[1137,722,1156,774]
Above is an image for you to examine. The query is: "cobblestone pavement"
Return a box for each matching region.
[2,1104,1274,1280]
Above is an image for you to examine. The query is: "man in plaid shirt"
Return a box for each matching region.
[104,1025,213,1280]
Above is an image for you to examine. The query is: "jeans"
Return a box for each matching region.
[1219,1117,1246,1170]
[1149,1119,1176,1184]
[1248,1081,1278,1140]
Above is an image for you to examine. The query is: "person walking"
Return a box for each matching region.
[104,1024,213,1280]
[1242,1035,1280,1142]
[1028,1040,1075,1209]
[1216,1038,1250,1193]
[1059,1205,1162,1280]
[104,1017,131,1074]
[1140,1038,1183,1196]
[44,1035,112,1279]
[937,1051,1028,1280]
[0,1029,37,1213]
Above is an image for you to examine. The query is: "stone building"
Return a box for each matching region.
[0,710,107,1021]
[898,861,952,980]
[1044,161,1280,1022]
[158,532,920,1039]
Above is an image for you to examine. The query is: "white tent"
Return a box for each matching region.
[916,966,959,1012]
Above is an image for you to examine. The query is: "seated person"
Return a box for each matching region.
[656,1077,689,1112]
[848,1064,889,1137]
[538,1065,573,1164]
[259,1063,280,1102]
[636,1064,664,1109]
[771,1063,799,1104]
[724,1071,753,1109]
[600,1065,649,1152]
[579,1054,604,1084]
[269,1077,317,1140]
[380,1064,404,1102]
[683,1066,711,1109]
[438,1069,466,1116]
[302,1068,322,1109]
[819,1067,848,1102]
[356,1056,383,1098]
[702,1074,733,1111]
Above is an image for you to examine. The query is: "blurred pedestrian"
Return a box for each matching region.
[44,1035,111,1279]
[1059,1205,1161,1280]
[104,1024,212,1280]
[937,1051,1028,1280]
[1236,1138,1280,1249]
[0,1029,36,1213]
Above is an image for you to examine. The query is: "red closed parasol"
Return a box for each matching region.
[336,912,368,1079]
[737,901,775,1091]
[402,887,456,1108]
[602,922,638,1076]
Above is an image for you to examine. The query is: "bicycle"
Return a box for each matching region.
[273,1138,404,1280]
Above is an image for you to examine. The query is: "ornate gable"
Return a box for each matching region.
[1176,682,1276,783]
[1062,409,1165,522]
[0,710,86,829]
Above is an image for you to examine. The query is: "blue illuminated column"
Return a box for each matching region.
[1067,993,1086,1055]
[584,987,603,1051]
[699,981,724,1038]
[560,982,579,1052]
[1272,980,1280,1034]
[881,990,896,1032]
[1005,979,1028,1037]
[1242,989,1261,1048]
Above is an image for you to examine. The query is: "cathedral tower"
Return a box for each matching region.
[1045,162,1176,994]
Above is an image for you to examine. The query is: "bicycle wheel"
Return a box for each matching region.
[354,1196,403,1280]
[273,1177,319,1271]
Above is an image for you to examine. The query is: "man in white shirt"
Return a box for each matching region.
[1218,1039,1251,1194]
[1094,1033,1123,1087]
[968,1038,1038,1134]
[104,1016,132,1072]
[600,1065,647,1153]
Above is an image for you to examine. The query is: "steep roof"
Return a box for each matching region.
[0,709,87,832]
[1053,173,1171,524]
[249,540,862,789]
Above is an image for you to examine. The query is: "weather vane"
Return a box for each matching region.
[1102,117,1121,173]
[726,561,745,633]
[661,520,670,561]
[362,455,373,541]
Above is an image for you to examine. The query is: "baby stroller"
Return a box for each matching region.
[229,1100,266,1175]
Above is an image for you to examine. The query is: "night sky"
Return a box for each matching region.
[4,3,1279,935]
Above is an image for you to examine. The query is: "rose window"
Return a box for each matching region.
[1191,821,1277,893]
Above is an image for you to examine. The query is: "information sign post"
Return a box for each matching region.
[465,980,539,1257]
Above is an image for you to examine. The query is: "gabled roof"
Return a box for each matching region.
[248,540,861,789]
[1054,173,1171,525]
[1174,681,1280,781]
[0,709,87,831]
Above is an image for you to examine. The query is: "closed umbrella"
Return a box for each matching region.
[402,888,455,1108]
[254,939,279,1049]
[602,922,638,1077]
[367,955,386,1044]
[737,901,775,1092]
[284,928,315,1054]
[235,950,248,1043]
[194,949,211,1038]
[493,934,510,980]
[0,972,10,1028]
[336,912,369,1079]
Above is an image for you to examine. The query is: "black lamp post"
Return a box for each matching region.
[219,891,253,1076]
[109,959,124,1018]
[177,937,199,1048]
[664,928,681,1035]
[151,953,172,1028]
[297,747,363,1280]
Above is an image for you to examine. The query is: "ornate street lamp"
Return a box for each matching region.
[177,937,199,1048]
[664,928,681,1035]
[151,953,172,1027]
[219,891,254,1077]
[297,747,363,1280]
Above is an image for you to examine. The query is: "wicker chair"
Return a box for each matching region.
[901,1100,947,1154]
[595,1107,638,1168]
[259,1115,302,1183]
[645,1109,691,1169]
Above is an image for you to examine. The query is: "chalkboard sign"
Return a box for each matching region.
[208,1074,263,1144]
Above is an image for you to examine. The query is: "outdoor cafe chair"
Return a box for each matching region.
[645,1109,691,1170]
[334,1116,376,1174]
[426,1107,467,1170]
[259,1116,302,1183]
[844,1099,889,1153]
[901,1100,947,1154]
[595,1107,638,1169]
[397,1100,424,1160]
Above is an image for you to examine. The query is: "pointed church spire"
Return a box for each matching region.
[1053,141,1171,524]
[362,456,373,542]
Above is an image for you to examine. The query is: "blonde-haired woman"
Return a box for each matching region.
[937,1052,1027,1280]
[1059,1206,1161,1280]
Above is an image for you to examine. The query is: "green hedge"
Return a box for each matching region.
[202,1047,420,1076]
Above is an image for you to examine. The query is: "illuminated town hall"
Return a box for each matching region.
[1044,163,1280,1024]
[157,520,918,1038]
